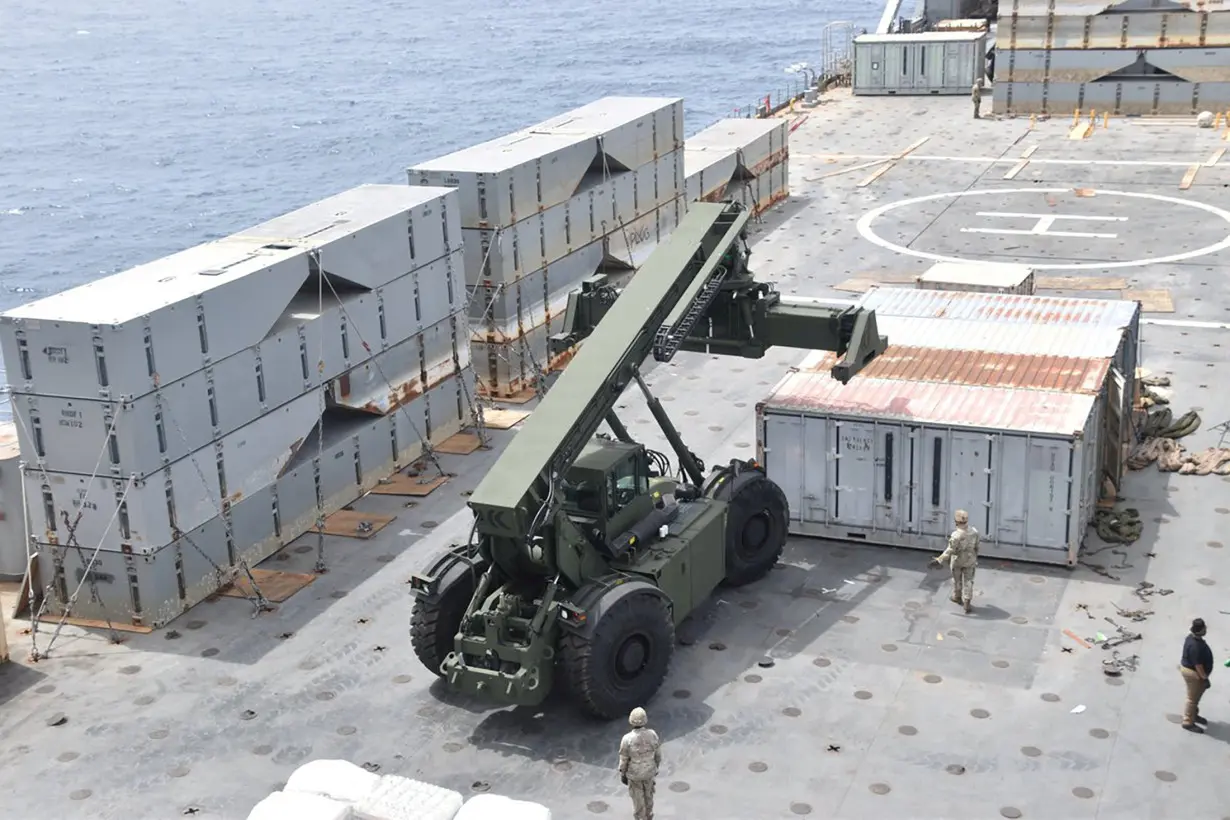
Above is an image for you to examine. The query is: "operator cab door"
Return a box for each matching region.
[831,421,875,527]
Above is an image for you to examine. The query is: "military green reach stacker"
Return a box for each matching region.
[409,201,887,719]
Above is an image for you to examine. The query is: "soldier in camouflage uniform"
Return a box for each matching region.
[934,509,980,613]
[619,707,662,820]
[971,82,983,119]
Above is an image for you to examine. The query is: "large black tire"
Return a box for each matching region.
[410,571,477,676]
[716,471,789,587]
[562,592,675,720]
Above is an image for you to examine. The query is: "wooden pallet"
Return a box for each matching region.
[35,614,154,634]
[1122,289,1174,313]
[370,473,449,497]
[220,568,316,603]
[1035,276,1128,291]
[435,432,483,455]
[482,408,530,430]
[316,509,396,539]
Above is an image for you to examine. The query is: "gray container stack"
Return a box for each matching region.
[993,0,1230,116]
[0,184,472,627]
[409,97,685,399]
[683,118,789,217]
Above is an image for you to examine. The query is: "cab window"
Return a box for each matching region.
[608,455,648,512]
[563,479,602,516]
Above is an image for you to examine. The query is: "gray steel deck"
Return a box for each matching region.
[3,90,1230,819]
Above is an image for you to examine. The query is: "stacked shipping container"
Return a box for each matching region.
[993,0,1230,115]
[0,184,472,626]
[682,118,789,216]
[756,288,1141,566]
[409,97,685,398]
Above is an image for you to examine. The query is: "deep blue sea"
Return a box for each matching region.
[0,0,884,391]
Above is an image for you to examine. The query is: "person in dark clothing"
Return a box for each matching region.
[1179,618,1213,733]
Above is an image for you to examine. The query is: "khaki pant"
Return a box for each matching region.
[972,98,981,118]
[1181,665,1208,725]
[951,564,976,606]
[628,777,655,820]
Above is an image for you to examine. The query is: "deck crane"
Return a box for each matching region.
[409,201,887,719]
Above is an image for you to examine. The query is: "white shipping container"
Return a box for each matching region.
[686,118,788,177]
[468,240,605,332]
[529,96,684,171]
[853,32,988,96]
[408,131,596,230]
[756,370,1103,565]
[916,261,1036,295]
[0,241,310,402]
[458,150,680,288]
[683,146,739,203]
[604,197,684,269]
[224,184,462,289]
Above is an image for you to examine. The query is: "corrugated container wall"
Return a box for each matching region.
[407,96,687,399]
[682,118,790,219]
[756,370,1104,566]
[4,184,477,629]
[0,423,25,580]
[855,288,1141,391]
[992,7,1230,115]
[853,32,988,96]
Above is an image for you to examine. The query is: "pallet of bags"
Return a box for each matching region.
[280,760,464,820]
[247,790,354,820]
[456,794,552,820]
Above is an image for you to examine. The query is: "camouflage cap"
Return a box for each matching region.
[954,510,969,525]
[629,707,648,727]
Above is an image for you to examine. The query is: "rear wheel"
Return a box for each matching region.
[562,592,675,720]
[410,571,477,676]
[710,465,788,587]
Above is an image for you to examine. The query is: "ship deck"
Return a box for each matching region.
[3,90,1230,819]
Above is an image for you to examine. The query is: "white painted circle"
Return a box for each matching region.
[855,187,1230,270]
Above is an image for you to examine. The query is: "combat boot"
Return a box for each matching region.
[964,601,973,614]
[950,594,961,604]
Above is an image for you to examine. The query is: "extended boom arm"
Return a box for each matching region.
[550,203,887,383]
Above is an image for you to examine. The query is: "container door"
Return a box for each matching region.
[1026,439,1074,549]
[916,43,932,92]
[919,430,949,536]
[944,43,962,90]
[995,434,1028,545]
[1102,368,1125,486]
[762,413,804,523]
[898,43,915,90]
[949,431,994,539]
[832,421,876,527]
[801,414,829,524]
[874,425,905,531]
[868,44,885,90]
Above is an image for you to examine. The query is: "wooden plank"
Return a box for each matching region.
[1063,629,1092,649]
[1003,159,1029,180]
[1206,148,1225,167]
[1179,164,1200,190]
[1122,289,1174,313]
[316,509,396,539]
[370,473,449,497]
[895,136,930,158]
[1035,275,1128,291]
[856,161,896,188]
[434,432,482,455]
[833,278,876,294]
[1068,123,1093,140]
[220,568,316,603]
[482,408,530,430]
[860,272,919,284]
[478,385,537,405]
[36,614,153,634]
[1021,144,1039,158]
[805,158,887,182]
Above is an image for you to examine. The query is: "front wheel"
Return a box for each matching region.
[410,570,477,676]
[708,462,789,587]
[561,592,675,720]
